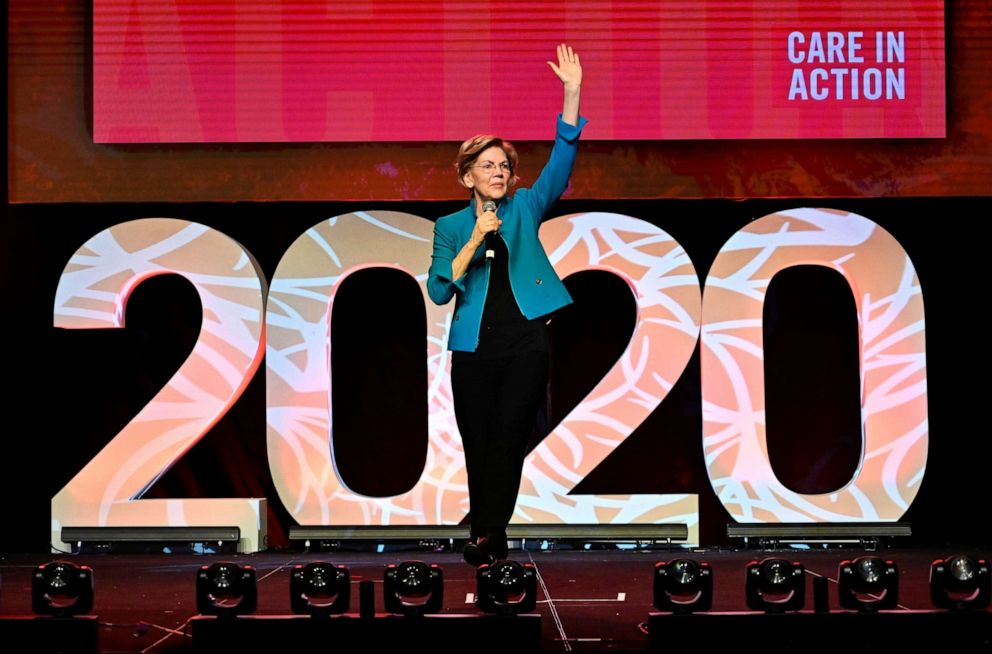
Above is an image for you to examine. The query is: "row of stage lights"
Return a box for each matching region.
[208,559,539,616]
[660,555,990,614]
[23,555,991,618]
[25,559,536,618]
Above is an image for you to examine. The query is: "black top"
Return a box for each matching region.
[452,235,549,361]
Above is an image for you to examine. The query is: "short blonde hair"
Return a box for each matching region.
[454,135,519,190]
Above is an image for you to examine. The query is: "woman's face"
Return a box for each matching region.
[463,145,511,204]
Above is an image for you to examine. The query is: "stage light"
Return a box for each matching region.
[838,556,898,612]
[745,558,805,613]
[196,562,257,617]
[383,560,444,616]
[653,559,713,614]
[476,560,537,615]
[32,561,94,617]
[290,562,350,617]
[930,555,990,611]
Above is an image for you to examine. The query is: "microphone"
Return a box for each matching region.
[482,200,497,260]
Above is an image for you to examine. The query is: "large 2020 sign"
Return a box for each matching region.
[52,209,927,551]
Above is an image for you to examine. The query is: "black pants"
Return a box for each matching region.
[451,350,549,540]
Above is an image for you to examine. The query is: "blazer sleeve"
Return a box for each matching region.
[427,219,467,305]
[521,113,589,228]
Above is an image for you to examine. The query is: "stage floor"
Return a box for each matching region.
[1,545,988,652]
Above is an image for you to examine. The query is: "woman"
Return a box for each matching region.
[427,44,585,565]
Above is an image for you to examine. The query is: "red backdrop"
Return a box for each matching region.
[7,2,990,199]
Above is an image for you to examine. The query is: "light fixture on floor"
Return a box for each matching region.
[196,562,257,616]
[745,558,805,613]
[930,555,990,611]
[383,560,443,616]
[653,559,712,614]
[476,560,537,615]
[32,561,94,617]
[290,562,350,617]
[838,556,898,611]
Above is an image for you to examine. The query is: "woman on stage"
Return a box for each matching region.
[427,44,586,566]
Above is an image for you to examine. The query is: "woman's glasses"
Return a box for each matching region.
[472,161,512,174]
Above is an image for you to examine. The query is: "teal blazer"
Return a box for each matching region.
[428,114,587,352]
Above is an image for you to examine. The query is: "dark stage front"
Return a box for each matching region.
[2,546,991,652]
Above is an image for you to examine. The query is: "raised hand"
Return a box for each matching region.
[548,44,582,126]
[547,43,582,91]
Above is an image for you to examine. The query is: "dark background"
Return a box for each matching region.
[3,1,991,552]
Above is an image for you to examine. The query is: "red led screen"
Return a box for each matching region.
[93,0,945,142]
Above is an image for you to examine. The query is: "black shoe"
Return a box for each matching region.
[489,532,509,561]
[463,539,496,567]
